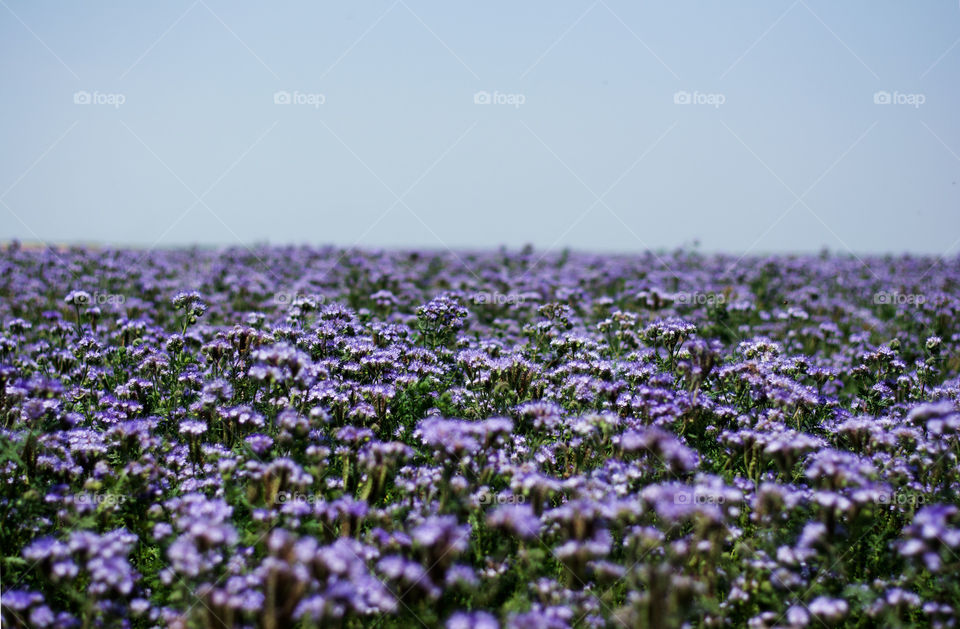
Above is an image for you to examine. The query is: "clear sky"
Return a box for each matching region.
[1,1,958,256]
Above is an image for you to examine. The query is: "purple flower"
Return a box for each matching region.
[2,590,44,611]
[245,433,274,455]
[179,419,207,435]
[487,504,542,540]
[807,596,848,623]
[447,611,500,629]
[899,504,960,571]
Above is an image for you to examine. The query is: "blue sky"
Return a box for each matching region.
[1,1,958,255]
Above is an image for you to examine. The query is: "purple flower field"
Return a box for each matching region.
[1,242,959,628]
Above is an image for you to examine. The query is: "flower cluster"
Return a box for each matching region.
[0,243,958,627]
